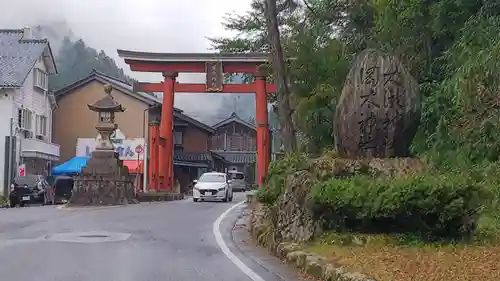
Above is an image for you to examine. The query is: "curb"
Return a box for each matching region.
[247,202,378,281]
[271,242,377,281]
[138,192,184,202]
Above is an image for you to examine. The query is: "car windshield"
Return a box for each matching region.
[199,174,226,183]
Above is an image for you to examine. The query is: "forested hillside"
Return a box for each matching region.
[49,37,135,91]
[211,0,500,165]
[30,22,135,91]
[237,2,500,280]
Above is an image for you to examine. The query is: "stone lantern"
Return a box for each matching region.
[68,84,138,206]
[88,84,125,151]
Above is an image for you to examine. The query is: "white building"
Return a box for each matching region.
[0,27,59,196]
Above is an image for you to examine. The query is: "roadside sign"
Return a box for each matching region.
[135,145,143,154]
[18,164,26,177]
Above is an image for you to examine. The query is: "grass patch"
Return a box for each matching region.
[305,229,500,281]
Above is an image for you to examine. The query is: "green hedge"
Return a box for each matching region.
[309,173,489,239]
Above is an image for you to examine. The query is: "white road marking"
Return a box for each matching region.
[213,201,266,281]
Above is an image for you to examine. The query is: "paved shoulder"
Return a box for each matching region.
[218,202,311,281]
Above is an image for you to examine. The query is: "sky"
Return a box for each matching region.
[0,0,255,121]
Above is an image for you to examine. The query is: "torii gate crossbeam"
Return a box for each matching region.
[117,50,275,192]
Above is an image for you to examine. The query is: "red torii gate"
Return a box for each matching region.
[117,50,276,191]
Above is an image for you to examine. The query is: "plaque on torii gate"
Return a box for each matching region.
[205,61,223,92]
[117,50,276,192]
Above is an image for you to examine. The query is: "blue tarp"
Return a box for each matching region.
[52,156,90,176]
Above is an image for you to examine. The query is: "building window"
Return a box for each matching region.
[18,108,33,131]
[33,68,48,91]
[35,115,47,137]
[174,131,183,145]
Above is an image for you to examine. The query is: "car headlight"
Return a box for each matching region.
[218,187,225,191]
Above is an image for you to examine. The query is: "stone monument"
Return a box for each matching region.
[68,84,138,206]
[334,48,420,158]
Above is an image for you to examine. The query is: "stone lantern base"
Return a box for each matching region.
[68,150,139,206]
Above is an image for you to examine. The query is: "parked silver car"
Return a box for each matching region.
[227,170,247,192]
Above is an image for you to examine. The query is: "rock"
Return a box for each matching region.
[305,254,327,278]
[246,191,256,204]
[287,250,308,267]
[334,48,420,158]
[268,170,322,243]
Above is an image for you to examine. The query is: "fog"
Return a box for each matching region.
[0,0,254,123]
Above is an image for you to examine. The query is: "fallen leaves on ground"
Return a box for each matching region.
[299,272,322,281]
[307,242,500,281]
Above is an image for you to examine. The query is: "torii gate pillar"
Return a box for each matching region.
[158,72,177,192]
[148,121,160,191]
[254,66,270,186]
[117,50,277,189]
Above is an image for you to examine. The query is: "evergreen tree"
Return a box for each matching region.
[50,37,135,91]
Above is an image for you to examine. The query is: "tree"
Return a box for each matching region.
[50,37,135,91]
[213,0,500,165]
[264,0,297,152]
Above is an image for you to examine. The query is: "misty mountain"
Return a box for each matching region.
[49,37,136,91]
[32,21,76,54]
[30,21,134,91]
[32,21,259,125]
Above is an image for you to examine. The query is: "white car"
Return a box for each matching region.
[192,172,234,202]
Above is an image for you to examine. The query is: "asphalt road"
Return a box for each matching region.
[0,192,306,281]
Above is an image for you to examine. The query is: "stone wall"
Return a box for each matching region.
[247,194,378,281]
[70,178,138,205]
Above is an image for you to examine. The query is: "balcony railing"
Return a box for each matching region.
[21,138,60,161]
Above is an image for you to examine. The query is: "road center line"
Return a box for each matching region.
[213,201,266,281]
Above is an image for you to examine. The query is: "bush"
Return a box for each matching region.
[309,172,490,239]
[256,152,429,205]
[256,152,308,204]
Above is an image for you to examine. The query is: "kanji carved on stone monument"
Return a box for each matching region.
[334,49,420,158]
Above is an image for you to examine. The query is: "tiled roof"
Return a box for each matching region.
[174,152,209,162]
[173,160,208,168]
[117,49,270,62]
[88,94,125,112]
[0,29,55,87]
[212,151,256,164]
[173,151,232,164]
[55,70,214,133]
[55,69,164,106]
[213,112,256,131]
[148,103,215,133]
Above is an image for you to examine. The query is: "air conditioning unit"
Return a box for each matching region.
[22,130,33,139]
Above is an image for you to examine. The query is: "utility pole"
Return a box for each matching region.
[7,118,18,195]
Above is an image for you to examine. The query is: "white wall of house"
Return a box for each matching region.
[14,57,52,142]
[0,55,54,196]
[0,90,15,195]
